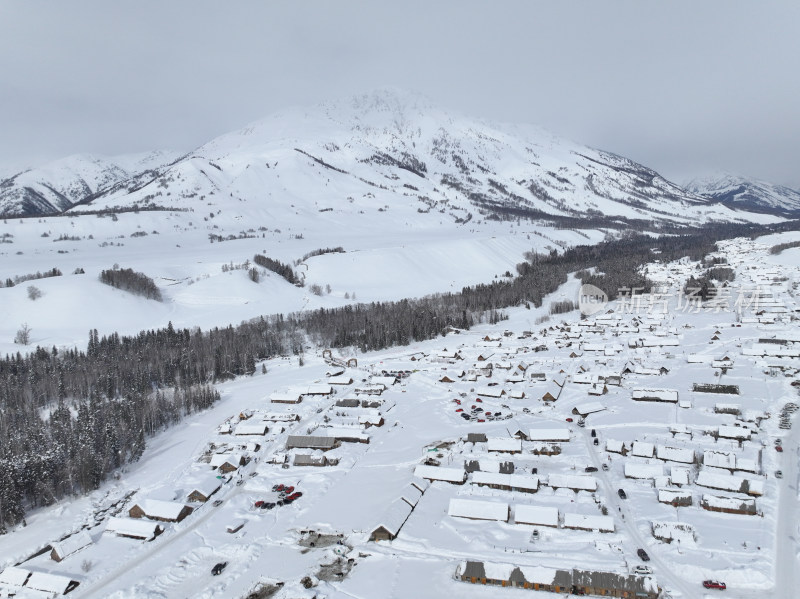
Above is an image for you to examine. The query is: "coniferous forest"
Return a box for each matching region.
[0,221,795,529]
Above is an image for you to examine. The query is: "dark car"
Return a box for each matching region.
[585,466,598,472]
[261,502,276,510]
[618,489,627,499]
[460,413,471,420]
[213,499,224,506]
[593,438,599,446]
[637,549,650,561]
[211,562,228,576]
[591,429,596,437]
[702,580,726,590]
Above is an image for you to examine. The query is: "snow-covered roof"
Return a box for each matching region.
[448,498,509,521]
[528,428,570,442]
[26,571,78,594]
[328,375,353,385]
[374,497,413,536]
[562,512,614,532]
[486,437,522,452]
[413,465,465,483]
[718,425,751,439]
[573,401,606,415]
[703,450,736,470]
[605,439,626,453]
[210,452,244,468]
[547,473,597,491]
[305,383,333,395]
[658,488,692,503]
[105,516,164,539]
[471,471,539,491]
[0,566,31,587]
[696,469,763,495]
[701,494,756,511]
[656,445,694,464]
[670,467,690,486]
[134,499,191,521]
[513,504,559,526]
[476,386,505,398]
[50,530,93,560]
[233,420,268,435]
[624,462,663,479]
[400,482,424,507]
[631,441,655,457]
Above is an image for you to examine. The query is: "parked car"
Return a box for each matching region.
[531,529,540,540]
[213,499,224,506]
[633,565,652,575]
[775,470,783,478]
[254,500,264,508]
[702,580,726,590]
[601,463,609,471]
[211,562,228,576]
[460,413,471,420]
[637,549,650,561]
[593,438,599,446]
[283,486,295,495]
[475,398,483,402]
[262,502,276,510]
[566,417,574,423]
[455,408,463,412]
[591,429,596,437]
[776,445,784,452]
[585,466,598,472]
[272,484,284,492]
[577,420,586,428]
[618,489,627,499]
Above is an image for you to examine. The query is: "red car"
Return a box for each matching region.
[478,419,485,423]
[254,500,264,508]
[283,486,295,495]
[286,492,302,501]
[776,445,783,452]
[275,484,285,492]
[702,580,726,590]
[566,417,573,422]
[475,398,483,403]
[455,408,463,412]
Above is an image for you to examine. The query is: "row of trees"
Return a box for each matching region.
[253,254,300,286]
[99,267,162,301]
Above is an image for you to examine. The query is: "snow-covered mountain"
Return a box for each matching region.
[2,90,773,225]
[0,151,180,217]
[686,172,800,216]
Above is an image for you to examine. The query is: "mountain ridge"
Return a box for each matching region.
[0,90,785,227]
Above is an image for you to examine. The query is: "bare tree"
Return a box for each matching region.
[27,285,42,300]
[14,323,31,345]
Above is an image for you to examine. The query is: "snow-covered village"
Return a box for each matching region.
[1,3,799,598]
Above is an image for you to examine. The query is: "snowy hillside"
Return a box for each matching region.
[4,90,778,226]
[686,172,800,216]
[81,89,764,228]
[0,151,180,217]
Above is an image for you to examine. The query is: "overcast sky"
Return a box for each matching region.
[1,1,798,187]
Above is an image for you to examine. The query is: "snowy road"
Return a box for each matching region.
[772,418,799,599]
[578,424,697,599]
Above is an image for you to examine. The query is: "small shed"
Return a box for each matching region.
[50,530,93,562]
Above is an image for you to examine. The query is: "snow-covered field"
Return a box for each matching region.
[1,229,799,598]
